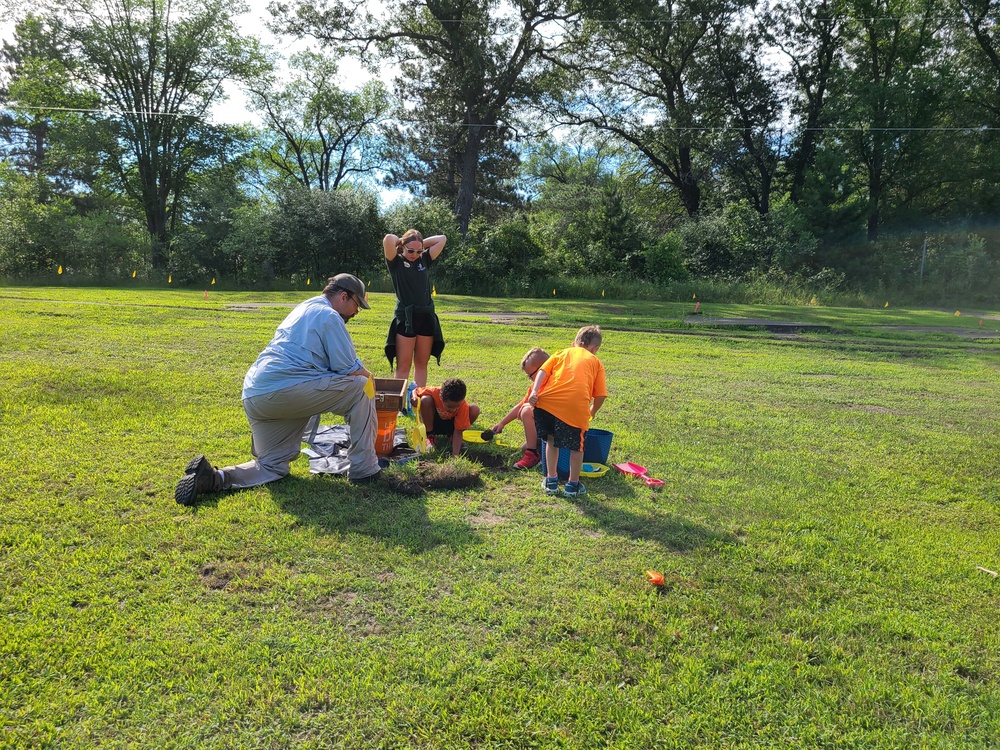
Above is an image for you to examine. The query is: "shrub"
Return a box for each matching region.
[644,233,689,283]
[268,184,385,282]
[677,199,818,279]
[0,165,147,281]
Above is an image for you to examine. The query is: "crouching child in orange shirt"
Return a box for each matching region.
[412,377,480,456]
[490,346,549,469]
[526,326,607,497]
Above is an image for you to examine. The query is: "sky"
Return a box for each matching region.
[1,1,408,204]
[0,2,373,128]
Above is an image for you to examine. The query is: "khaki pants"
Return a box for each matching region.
[222,375,379,486]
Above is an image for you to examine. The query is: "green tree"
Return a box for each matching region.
[555,0,756,218]
[267,185,384,282]
[29,0,265,268]
[0,14,102,195]
[274,0,576,234]
[0,163,145,279]
[762,0,846,205]
[832,0,946,241]
[248,50,392,191]
[524,138,653,277]
[705,16,783,216]
[946,0,1000,215]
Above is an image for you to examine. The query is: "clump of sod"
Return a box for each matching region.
[384,455,482,495]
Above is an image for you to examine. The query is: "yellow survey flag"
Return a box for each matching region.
[432,285,437,297]
[307,278,311,285]
[132,270,137,278]
[58,265,63,274]
[168,274,172,283]
[884,301,889,307]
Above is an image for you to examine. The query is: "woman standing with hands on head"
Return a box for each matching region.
[383,229,447,387]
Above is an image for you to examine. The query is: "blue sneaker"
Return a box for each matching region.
[562,481,587,498]
[543,477,559,495]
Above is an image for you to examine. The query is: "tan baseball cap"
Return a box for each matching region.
[329,273,370,309]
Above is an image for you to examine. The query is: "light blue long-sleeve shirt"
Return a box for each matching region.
[242,295,364,399]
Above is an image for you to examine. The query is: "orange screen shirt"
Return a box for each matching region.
[414,386,472,431]
[534,347,608,430]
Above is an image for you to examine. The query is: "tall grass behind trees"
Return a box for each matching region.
[1,288,998,746]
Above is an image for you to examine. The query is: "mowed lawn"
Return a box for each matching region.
[1,287,998,749]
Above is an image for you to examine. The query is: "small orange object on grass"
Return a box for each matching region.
[645,570,665,586]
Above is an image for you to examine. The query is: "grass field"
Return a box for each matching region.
[2,287,999,748]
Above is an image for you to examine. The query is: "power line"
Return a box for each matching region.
[4,103,997,132]
[3,103,197,117]
[432,15,982,24]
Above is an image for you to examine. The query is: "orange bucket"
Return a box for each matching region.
[375,410,398,456]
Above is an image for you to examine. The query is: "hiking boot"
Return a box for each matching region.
[515,449,541,470]
[350,469,382,485]
[543,477,560,495]
[175,455,222,506]
[562,481,587,498]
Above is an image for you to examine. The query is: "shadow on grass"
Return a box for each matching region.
[568,489,736,551]
[268,475,481,554]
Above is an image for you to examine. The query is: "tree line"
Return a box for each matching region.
[1,0,998,302]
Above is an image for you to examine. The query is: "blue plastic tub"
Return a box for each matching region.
[540,428,614,479]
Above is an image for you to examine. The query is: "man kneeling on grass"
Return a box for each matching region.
[175,274,382,506]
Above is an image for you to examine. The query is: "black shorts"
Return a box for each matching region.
[395,313,435,338]
[533,407,585,452]
[428,412,456,437]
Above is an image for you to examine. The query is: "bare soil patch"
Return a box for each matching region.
[463,451,511,471]
[199,560,252,590]
[468,509,507,528]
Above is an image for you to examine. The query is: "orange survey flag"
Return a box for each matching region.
[645,570,665,586]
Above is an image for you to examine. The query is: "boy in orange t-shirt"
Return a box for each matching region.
[490,346,550,469]
[412,377,480,456]
[526,326,607,497]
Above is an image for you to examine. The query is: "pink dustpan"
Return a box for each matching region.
[613,461,665,487]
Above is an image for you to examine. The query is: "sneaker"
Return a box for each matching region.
[543,477,560,495]
[349,469,382,485]
[175,455,222,506]
[562,481,587,498]
[515,449,541,470]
